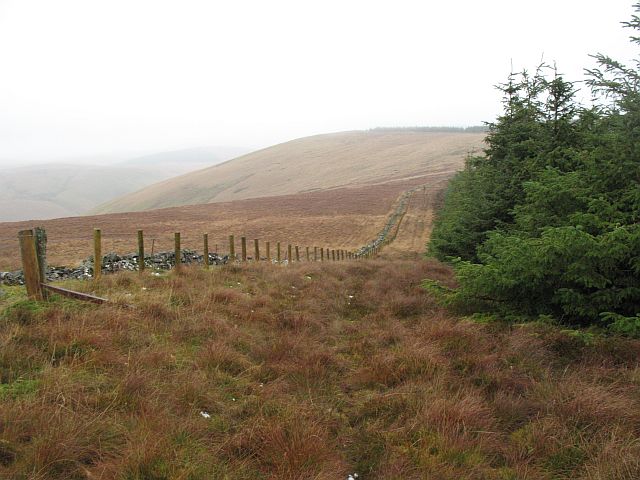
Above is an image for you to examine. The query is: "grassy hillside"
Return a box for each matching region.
[2,258,639,479]
[0,176,446,271]
[2,174,639,478]
[93,130,485,214]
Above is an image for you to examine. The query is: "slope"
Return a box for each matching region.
[93,130,485,214]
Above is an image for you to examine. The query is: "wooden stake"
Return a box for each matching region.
[332,249,335,261]
[137,229,145,273]
[34,227,47,286]
[288,244,292,263]
[203,233,209,269]
[241,236,247,261]
[254,239,260,261]
[266,241,271,261]
[18,229,43,300]
[306,246,310,261]
[320,247,324,261]
[295,246,300,262]
[229,235,235,259]
[93,228,102,280]
[277,242,281,262]
[175,232,181,270]
[314,247,318,261]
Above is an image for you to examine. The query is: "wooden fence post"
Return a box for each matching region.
[295,246,300,262]
[18,229,43,301]
[332,250,335,261]
[34,227,47,286]
[203,233,209,269]
[174,232,181,270]
[288,244,292,263]
[314,247,318,261]
[254,239,260,261]
[306,246,310,261]
[266,241,271,261]
[320,247,324,261]
[341,250,345,261]
[93,228,102,280]
[137,229,145,273]
[33,227,48,299]
[241,236,247,261]
[229,235,235,259]
[277,242,281,262]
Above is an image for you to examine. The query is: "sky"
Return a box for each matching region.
[0,0,637,165]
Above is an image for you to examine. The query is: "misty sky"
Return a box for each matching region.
[0,0,637,165]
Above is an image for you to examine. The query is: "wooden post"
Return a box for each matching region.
[34,227,47,287]
[254,239,260,261]
[174,232,181,270]
[341,250,345,261]
[306,246,310,261]
[203,233,210,269]
[314,247,318,261]
[320,247,324,261]
[295,246,300,262]
[241,236,247,261]
[137,229,145,273]
[18,230,43,300]
[288,244,292,263]
[93,228,102,280]
[229,235,235,259]
[277,242,281,262]
[266,241,271,261]
[332,250,335,261]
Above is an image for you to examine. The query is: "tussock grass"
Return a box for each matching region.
[1,259,639,479]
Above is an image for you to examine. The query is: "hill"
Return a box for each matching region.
[0,164,170,222]
[93,130,485,214]
[0,146,251,222]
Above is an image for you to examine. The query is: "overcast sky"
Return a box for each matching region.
[0,0,637,165]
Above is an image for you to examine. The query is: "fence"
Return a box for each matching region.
[12,184,421,302]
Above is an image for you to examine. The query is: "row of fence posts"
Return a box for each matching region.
[16,227,382,300]
[90,229,378,278]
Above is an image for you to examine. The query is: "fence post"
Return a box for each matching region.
[266,241,271,261]
[277,242,281,262]
[306,246,310,261]
[33,227,48,299]
[341,250,345,261]
[332,250,336,261]
[295,246,300,262]
[241,237,247,262]
[174,232,181,271]
[314,247,318,261]
[320,247,324,261]
[288,244,292,263]
[254,239,260,261]
[229,235,235,259]
[137,230,145,273]
[94,228,102,280]
[18,230,43,300]
[203,233,209,269]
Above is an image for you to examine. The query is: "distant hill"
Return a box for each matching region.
[0,164,169,221]
[0,146,251,222]
[93,130,485,214]
[120,146,251,167]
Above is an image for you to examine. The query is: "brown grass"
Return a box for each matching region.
[1,258,639,479]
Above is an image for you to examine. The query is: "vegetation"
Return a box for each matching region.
[429,5,640,332]
[2,260,640,478]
